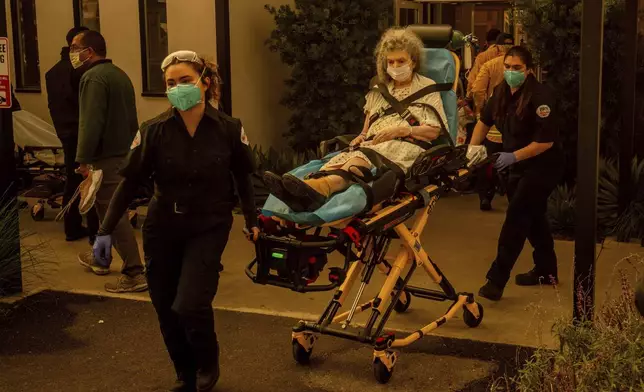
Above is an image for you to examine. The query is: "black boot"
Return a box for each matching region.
[196,361,219,392]
[262,171,307,212]
[478,280,504,301]
[170,372,196,392]
[515,268,558,286]
[282,173,327,211]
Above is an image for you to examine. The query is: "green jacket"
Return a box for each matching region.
[76,59,139,164]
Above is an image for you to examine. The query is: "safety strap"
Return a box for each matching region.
[368,82,453,126]
[369,82,455,148]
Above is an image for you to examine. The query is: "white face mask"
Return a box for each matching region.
[70,49,89,70]
[387,63,412,82]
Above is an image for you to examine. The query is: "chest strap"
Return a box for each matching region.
[368,82,452,125]
[368,82,455,148]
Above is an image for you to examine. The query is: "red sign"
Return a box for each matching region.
[0,37,11,109]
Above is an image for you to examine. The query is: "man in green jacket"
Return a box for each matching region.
[71,30,147,293]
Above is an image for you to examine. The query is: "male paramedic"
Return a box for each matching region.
[71,30,147,293]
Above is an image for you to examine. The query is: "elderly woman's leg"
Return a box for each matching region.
[300,157,373,198]
[263,157,372,212]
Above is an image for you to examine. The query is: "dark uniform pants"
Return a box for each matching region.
[60,135,99,238]
[486,165,562,287]
[477,139,504,202]
[143,208,232,378]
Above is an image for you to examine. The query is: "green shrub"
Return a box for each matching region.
[265,0,392,151]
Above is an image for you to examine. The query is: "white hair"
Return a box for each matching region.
[374,27,424,83]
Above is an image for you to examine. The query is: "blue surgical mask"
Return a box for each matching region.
[504,70,526,88]
[166,83,203,111]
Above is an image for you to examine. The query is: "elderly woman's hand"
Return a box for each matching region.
[350,134,366,147]
[372,126,408,145]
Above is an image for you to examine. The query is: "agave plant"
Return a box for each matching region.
[598,157,644,240]
[547,156,644,241]
[547,184,576,239]
[0,193,56,302]
[597,157,620,233]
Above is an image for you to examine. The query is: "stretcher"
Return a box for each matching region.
[245,25,492,384]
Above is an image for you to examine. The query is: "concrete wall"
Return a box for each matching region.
[229,0,292,150]
[5,0,291,150]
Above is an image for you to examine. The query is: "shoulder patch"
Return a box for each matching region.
[240,126,249,145]
[536,105,551,118]
[130,130,141,150]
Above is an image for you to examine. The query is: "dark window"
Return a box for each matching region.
[73,0,100,31]
[139,0,168,96]
[11,0,40,92]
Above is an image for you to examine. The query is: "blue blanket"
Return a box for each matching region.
[261,152,373,226]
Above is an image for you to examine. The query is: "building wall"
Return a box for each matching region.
[5,0,73,123]
[229,0,292,150]
[5,0,291,150]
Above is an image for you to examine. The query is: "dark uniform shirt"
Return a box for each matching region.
[480,74,562,169]
[100,104,257,235]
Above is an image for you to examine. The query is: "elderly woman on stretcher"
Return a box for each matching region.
[264,27,449,213]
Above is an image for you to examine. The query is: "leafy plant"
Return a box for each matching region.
[492,258,644,391]
[265,0,392,151]
[251,144,319,176]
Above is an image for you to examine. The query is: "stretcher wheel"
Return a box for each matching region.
[292,340,312,364]
[373,357,393,384]
[31,202,45,221]
[463,302,484,328]
[393,290,411,313]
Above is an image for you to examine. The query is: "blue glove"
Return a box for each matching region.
[93,235,113,267]
[494,152,517,171]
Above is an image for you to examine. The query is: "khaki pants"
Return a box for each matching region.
[93,156,144,277]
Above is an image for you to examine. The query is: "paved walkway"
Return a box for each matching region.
[1,291,527,392]
[11,193,644,349]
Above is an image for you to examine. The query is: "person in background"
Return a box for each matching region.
[70,30,147,293]
[45,26,100,243]
[470,46,564,301]
[92,50,260,392]
[466,28,502,101]
[471,33,514,210]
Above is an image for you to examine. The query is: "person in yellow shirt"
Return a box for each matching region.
[472,33,514,210]
[466,29,502,101]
